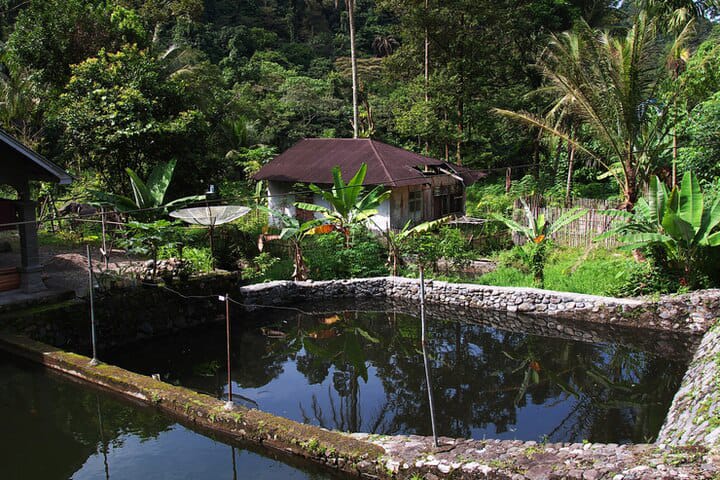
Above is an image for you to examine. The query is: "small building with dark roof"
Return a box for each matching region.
[0,129,72,293]
[254,138,484,230]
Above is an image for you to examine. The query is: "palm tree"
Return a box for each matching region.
[640,1,719,24]
[492,200,586,287]
[494,14,683,211]
[337,0,359,138]
[372,35,399,57]
[0,66,43,147]
[91,159,205,221]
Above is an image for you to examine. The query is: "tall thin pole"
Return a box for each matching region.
[419,265,438,447]
[209,224,215,270]
[100,206,109,269]
[224,293,233,410]
[87,245,99,366]
[420,265,426,344]
[423,0,430,153]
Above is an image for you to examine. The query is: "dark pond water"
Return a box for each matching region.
[106,301,688,444]
[0,353,339,480]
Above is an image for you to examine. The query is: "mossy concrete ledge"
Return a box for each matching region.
[2,333,720,479]
[0,333,386,478]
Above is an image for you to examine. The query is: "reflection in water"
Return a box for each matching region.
[419,269,439,447]
[107,303,688,444]
[422,327,439,447]
[0,354,339,480]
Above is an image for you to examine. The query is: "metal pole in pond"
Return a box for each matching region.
[87,245,99,366]
[419,265,439,447]
[420,265,426,344]
[224,293,233,410]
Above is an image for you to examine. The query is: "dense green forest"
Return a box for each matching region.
[1,0,720,203]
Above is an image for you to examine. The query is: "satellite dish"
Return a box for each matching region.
[169,205,251,226]
[170,206,251,269]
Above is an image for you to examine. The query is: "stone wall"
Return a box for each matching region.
[0,273,238,353]
[659,321,720,446]
[240,277,720,335]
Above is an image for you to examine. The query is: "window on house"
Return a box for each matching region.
[409,190,422,221]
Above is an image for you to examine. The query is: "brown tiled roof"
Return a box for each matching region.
[253,138,484,187]
[0,128,72,184]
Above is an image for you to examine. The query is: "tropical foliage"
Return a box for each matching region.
[384,216,452,276]
[603,173,720,287]
[5,0,720,295]
[258,206,322,281]
[492,201,587,286]
[91,159,204,221]
[494,13,691,210]
[295,163,391,246]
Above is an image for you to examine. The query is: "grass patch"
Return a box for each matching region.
[38,230,101,247]
[467,247,636,296]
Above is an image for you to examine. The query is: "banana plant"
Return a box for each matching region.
[91,159,205,221]
[603,173,720,287]
[492,200,587,287]
[381,216,453,276]
[295,163,391,247]
[258,206,323,281]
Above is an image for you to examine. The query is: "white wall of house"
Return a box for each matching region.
[267,181,296,226]
[267,176,464,231]
[267,180,391,231]
[308,192,391,231]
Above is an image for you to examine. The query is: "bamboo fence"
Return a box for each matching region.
[512,197,621,248]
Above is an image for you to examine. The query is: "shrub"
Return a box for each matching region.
[157,245,214,274]
[606,257,684,297]
[403,226,474,272]
[242,252,292,282]
[212,210,269,270]
[305,229,386,280]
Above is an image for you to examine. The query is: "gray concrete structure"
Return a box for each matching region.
[0,129,71,292]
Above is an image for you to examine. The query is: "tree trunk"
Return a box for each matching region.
[455,13,464,165]
[565,130,576,207]
[292,241,307,281]
[624,149,638,212]
[456,100,463,165]
[424,0,429,153]
[672,97,678,186]
[347,0,359,139]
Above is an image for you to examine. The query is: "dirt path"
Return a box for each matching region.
[0,231,146,296]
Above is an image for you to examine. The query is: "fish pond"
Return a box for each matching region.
[106,300,690,445]
[0,352,340,480]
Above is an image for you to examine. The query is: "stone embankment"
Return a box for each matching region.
[240,277,720,334]
[658,322,720,447]
[0,273,238,352]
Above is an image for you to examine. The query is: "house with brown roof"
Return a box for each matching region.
[254,138,484,230]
